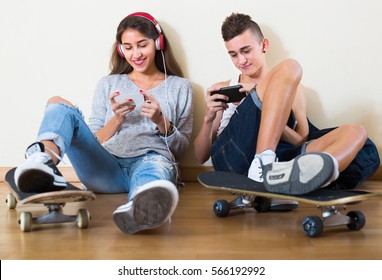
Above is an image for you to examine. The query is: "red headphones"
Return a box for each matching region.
[117,12,165,58]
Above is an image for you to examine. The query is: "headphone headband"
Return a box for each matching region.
[127,12,162,35]
[117,12,165,57]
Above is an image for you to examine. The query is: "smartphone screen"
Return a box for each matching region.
[114,93,145,108]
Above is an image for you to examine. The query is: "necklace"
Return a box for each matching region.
[129,72,162,90]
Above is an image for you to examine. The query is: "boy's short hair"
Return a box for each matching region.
[221,13,264,42]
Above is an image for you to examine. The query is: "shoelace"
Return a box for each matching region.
[45,146,65,164]
[28,152,52,163]
[258,165,263,180]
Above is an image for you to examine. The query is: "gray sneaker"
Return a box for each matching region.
[248,150,276,182]
[263,152,335,195]
[112,180,179,234]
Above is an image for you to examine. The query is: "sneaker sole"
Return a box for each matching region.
[112,187,174,234]
[263,153,334,195]
[16,169,66,193]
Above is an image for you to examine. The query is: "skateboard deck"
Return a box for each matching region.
[198,171,380,237]
[5,167,96,232]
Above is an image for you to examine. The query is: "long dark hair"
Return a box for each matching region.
[109,15,183,77]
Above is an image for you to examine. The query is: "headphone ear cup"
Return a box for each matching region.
[155,34,165,51]
[117,43,125,58]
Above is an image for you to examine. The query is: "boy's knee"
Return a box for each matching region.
[279,58,303,83]
[343,124,368,141]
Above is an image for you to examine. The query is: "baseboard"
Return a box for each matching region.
[370,167,382,181]
[179,165,215,182]
[1,165,381,183]
[0,165,215,183]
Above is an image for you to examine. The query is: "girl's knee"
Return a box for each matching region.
[47,96,75,107]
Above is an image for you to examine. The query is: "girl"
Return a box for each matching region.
[15,12,194,234]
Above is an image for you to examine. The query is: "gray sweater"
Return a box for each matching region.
[88,74,193,161]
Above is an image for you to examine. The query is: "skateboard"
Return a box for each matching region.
[4,168,96,232]
[198,171,380,237]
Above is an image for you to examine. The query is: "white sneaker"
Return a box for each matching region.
[248,150,276,182]
[112,180,179,234]
[263,152,335,195]
[14,142,67,193]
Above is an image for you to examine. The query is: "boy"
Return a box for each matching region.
[194,13,372,196]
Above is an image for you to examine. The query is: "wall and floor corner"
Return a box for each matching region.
[1,0,381,172]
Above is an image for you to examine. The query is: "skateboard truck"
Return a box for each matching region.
[6,193,92,232]
[5,168,95,232]
[302,205,365,237]
[213,194,297,217]
[198,171,379,237]
[216,195,367,237]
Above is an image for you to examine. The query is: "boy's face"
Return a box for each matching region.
[224,28,267,78]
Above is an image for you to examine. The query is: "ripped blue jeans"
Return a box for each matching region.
[36,103,175,200]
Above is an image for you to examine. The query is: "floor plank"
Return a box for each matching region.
[1,180,382,260]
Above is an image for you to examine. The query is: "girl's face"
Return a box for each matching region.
[120,28,157,74]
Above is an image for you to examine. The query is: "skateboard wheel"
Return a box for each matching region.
[20,212,33,232]
[77,209,90,229]
[214,200,230,217]
[253,197,271,212]
[6,193,17,209]
[302,216,323,237]
[346,211,366,231]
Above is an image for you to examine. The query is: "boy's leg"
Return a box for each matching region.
[248,59,303,181]
[255,59,303,154]
[305,124,368,172]
[247,60,337,194]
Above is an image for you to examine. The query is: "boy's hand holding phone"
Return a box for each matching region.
[210,85,246,103]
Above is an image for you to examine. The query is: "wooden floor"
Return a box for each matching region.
[1,179,382,260]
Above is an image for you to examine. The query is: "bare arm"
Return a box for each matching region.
[95,92,135,144]
[194,82,230,164]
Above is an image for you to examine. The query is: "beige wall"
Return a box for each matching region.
[1,0,381,167]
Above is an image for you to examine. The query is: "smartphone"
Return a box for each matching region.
[114,93,145,108]
[211,85,246,103]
